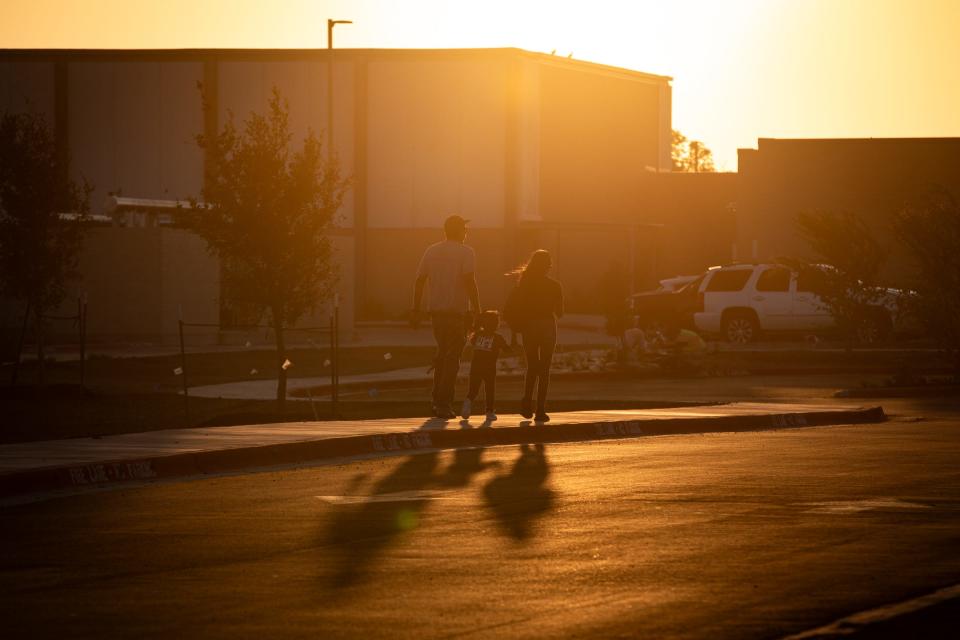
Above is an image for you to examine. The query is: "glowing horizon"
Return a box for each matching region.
[3,0,959,170]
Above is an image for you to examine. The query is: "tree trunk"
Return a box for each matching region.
[272,306,287,415]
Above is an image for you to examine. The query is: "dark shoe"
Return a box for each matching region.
[534,412,550,423]
[520,398,533,419]
[433,404,455,419]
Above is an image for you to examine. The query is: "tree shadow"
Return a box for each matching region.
[322,451,440,589]
[321,446,494,589]
[482,443,555,542]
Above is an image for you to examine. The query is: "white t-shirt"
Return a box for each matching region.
[416,240,476,313]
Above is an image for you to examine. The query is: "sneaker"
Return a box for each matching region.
[534,412,550,423]
[520,398,533,419]
[485,412,497,421]
[460,398,472,420]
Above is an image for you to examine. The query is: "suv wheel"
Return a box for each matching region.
[722,311,759,344]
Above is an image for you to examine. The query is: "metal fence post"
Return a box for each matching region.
[329,313,336,418]
[79,295,87,391]
[334,294,340,417]
[10,301,30,388]
[178,317,189,423]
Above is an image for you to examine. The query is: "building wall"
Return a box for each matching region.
[1,49,672,327]
[532,61,667,308]
[64,228,217,343]
[365,56,510,229]
[217,58,356,226]
[67,61,204,213]
[537,61,663,224]
[635,172,738,284]
[737,138,960,280]
[0,60,56,123]
[159,229,220,342]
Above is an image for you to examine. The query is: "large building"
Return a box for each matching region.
[1,47,673,340]
[737,137,960,278]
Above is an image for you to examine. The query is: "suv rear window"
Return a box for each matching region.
[756,268,790,292]
[705,270,751,292]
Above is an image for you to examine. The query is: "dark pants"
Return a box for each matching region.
[467,364,496,413]
[431,312,468,408]
[522,318,557,413]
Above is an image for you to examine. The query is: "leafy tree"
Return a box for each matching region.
[789,210,891,344]
[0,110,90,385]
[895,188,960,368]
[687,140,715,173]
[671,129,716,173]
[670,129,688,172]
[184,87,347,410]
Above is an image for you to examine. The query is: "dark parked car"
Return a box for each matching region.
[629,274,706,344]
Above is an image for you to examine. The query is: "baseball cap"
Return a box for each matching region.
[444,214,470,232]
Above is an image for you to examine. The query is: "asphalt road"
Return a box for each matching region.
[2,398,959,639]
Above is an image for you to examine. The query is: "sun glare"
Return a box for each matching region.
[2,0,959,169]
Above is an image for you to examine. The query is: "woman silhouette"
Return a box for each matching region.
[512,250,563,422]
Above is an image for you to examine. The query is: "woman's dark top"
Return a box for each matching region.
[518,275,563,323]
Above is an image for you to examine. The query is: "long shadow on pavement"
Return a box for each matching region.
[482,443,555,542]
[321,446,497,589]
[322,451,440,588]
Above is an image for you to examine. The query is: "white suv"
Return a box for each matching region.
[690,263,897,343]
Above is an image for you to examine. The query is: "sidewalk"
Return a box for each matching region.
[17,321,616,361]
[0,402,885,500]
[190,356,615,401]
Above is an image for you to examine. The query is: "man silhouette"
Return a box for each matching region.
[412,215,480,419]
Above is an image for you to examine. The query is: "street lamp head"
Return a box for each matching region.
[327,19,353,49]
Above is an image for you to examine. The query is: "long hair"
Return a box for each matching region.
[512,249,552,285]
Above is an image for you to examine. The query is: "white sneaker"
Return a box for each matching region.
[460,398,472,419]
[486,412,497,421]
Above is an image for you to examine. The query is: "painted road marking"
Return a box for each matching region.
[801,498,931,514]
[782,583,960,639]
[316,490,453,505]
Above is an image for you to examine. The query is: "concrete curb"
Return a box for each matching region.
[0,406,886,500]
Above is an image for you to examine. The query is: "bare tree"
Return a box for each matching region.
[0,110,90,386]
[183,87,348,411]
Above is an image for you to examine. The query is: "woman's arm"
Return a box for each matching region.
[555,281,564,318]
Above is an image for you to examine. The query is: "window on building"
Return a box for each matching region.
[705,270,751,292]
[756,268,790,292]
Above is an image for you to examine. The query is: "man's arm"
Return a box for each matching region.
[462,273,480,315]
[412,274,428,328]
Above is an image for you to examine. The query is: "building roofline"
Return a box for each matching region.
[753,136,960,146]
[0,46,671,84]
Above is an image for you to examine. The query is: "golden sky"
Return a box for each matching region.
[3,0,960,170]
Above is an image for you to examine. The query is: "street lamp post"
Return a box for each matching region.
[327,19,352,158]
